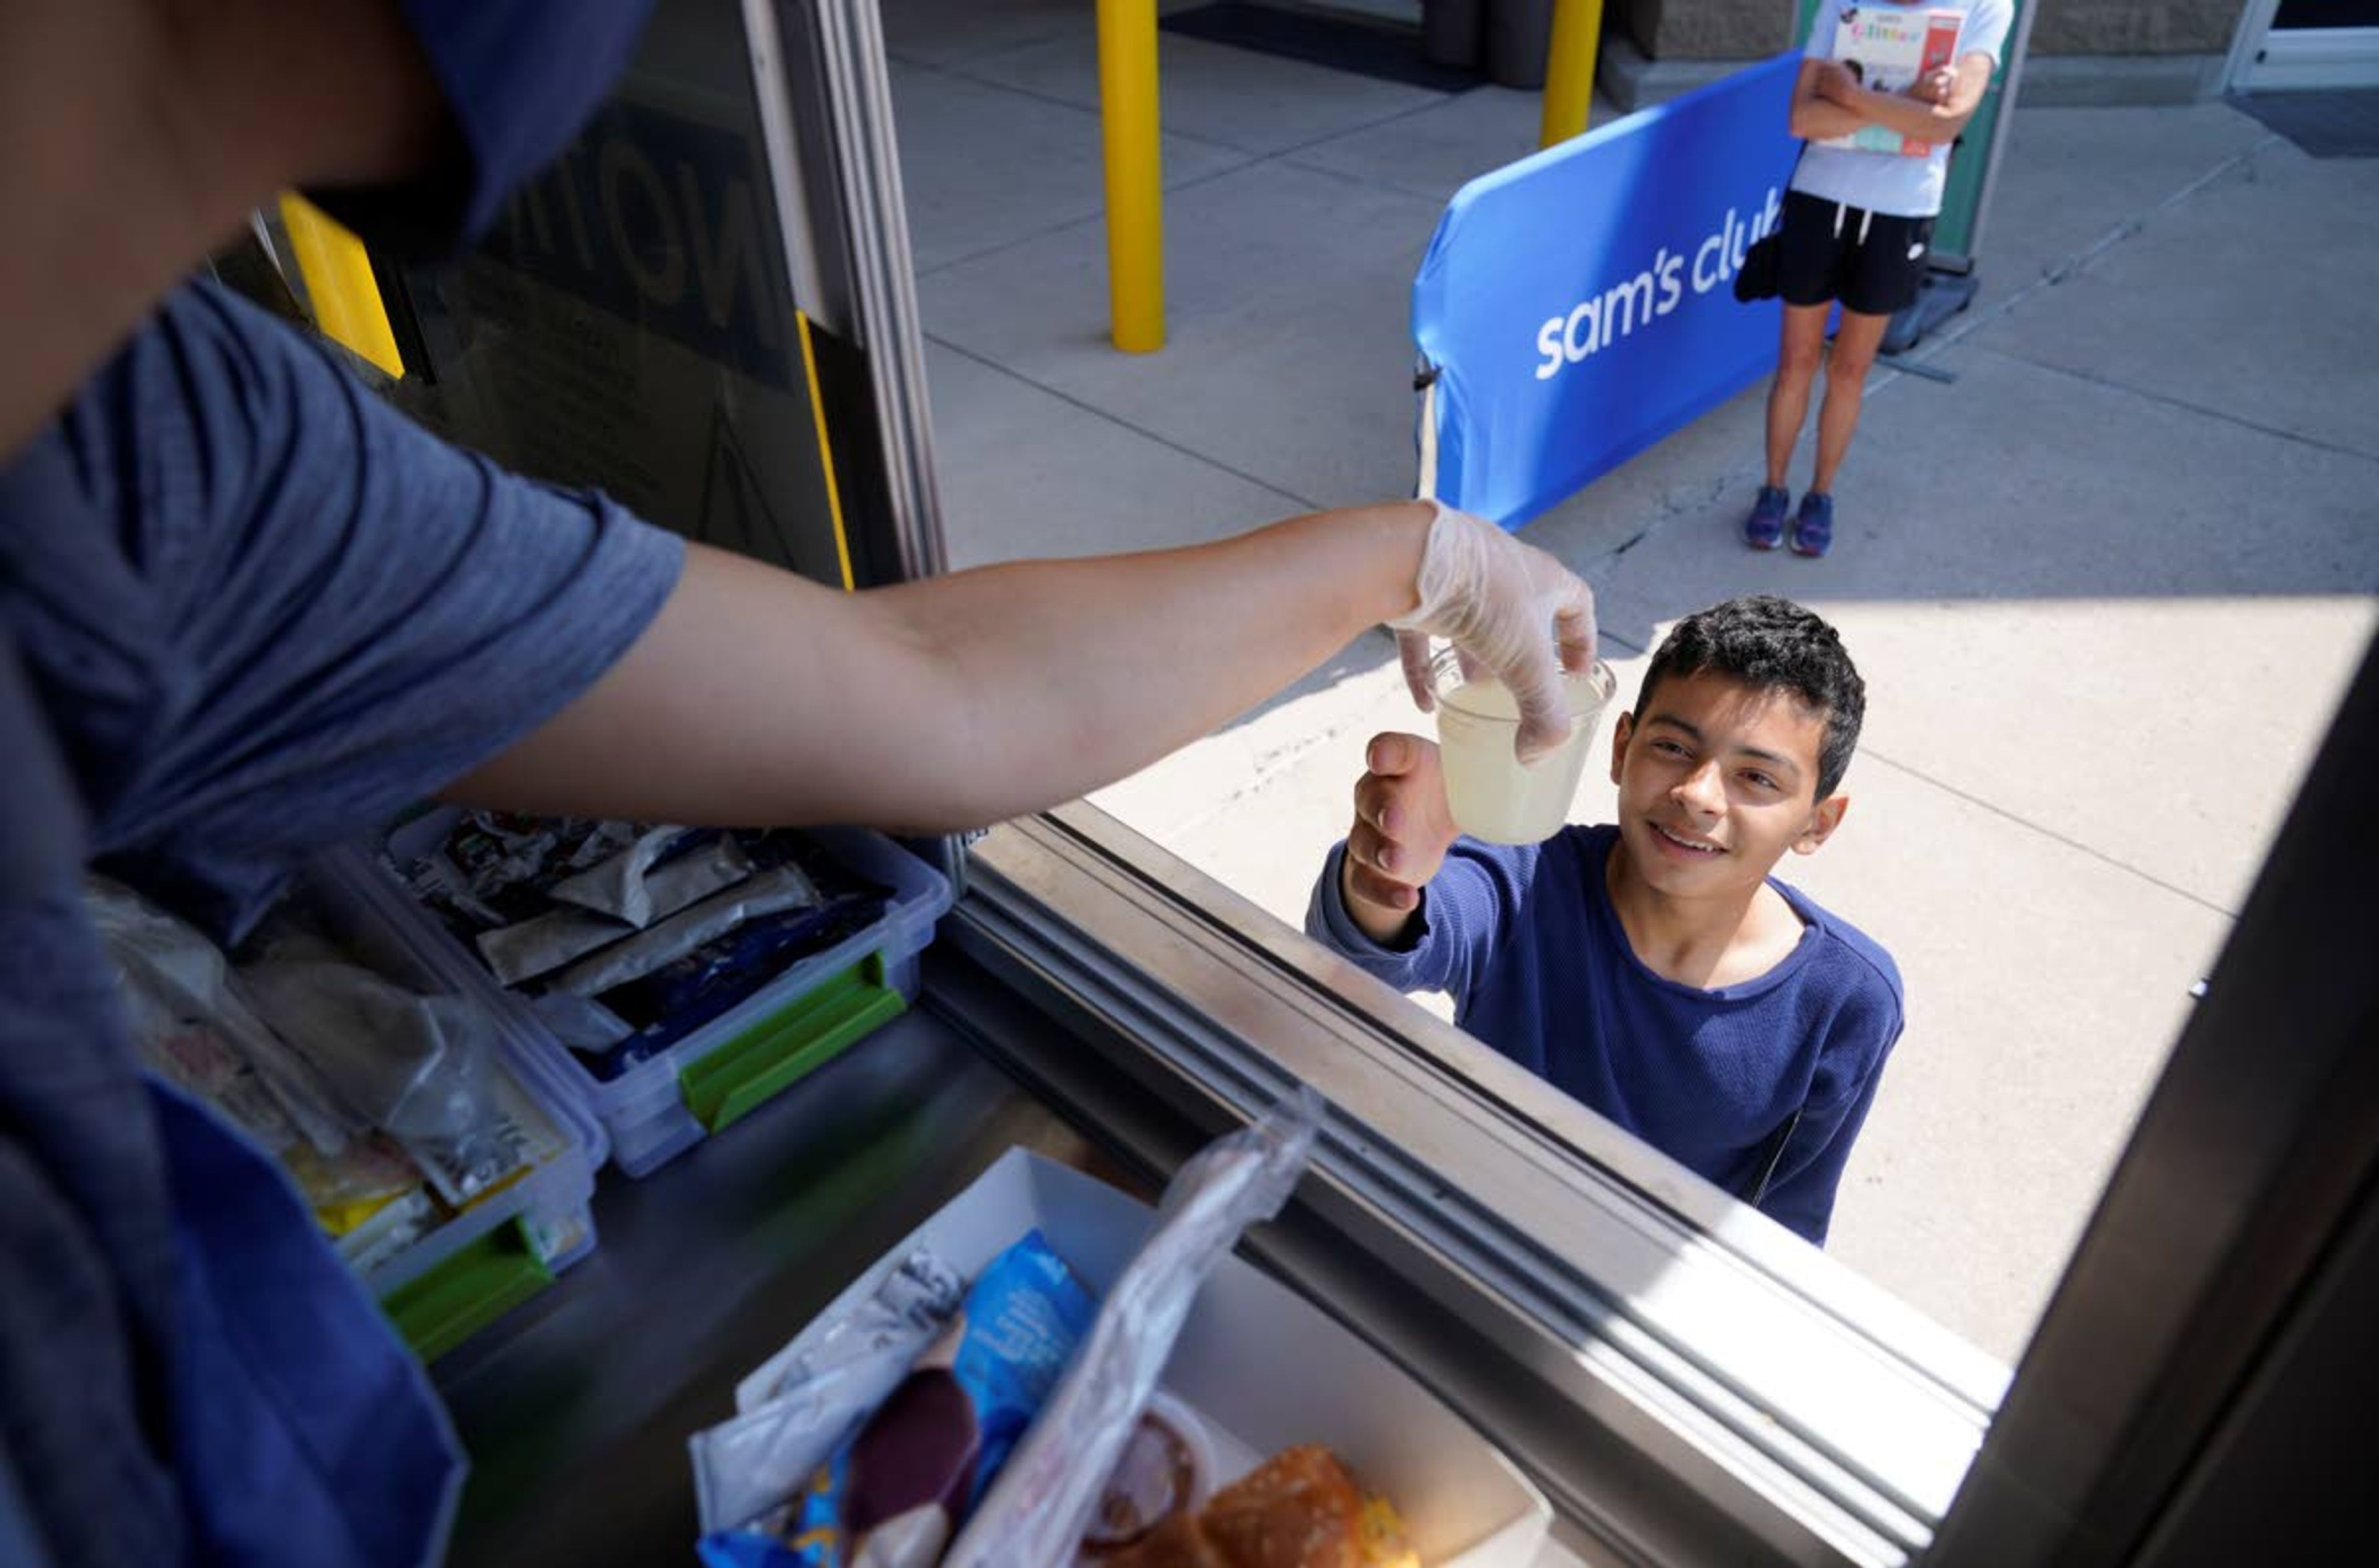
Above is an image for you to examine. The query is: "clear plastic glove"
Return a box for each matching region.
[1388,500,1597,763]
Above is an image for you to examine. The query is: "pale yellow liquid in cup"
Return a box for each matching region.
[1437,674,1605,844]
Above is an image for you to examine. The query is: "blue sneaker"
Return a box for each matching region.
[1790,491,1834,558]
[1742,485,1789,551]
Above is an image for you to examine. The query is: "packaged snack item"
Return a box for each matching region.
[701,1231,1097,1568]
[282,1131,429,1234]
[89,874,563,1222]
[550,864,823,997]
[476,830,760,984]
[398,812,639,934]
[240,932,527,1206]
[690,1250,968,1536]
[392,813,892,1077]
[585,891,888,1072]
[738,1250,973,1411]
[120,989,317,1157]
[548,826,753,928]
[476,904,641,989]
[85,877,358,1155]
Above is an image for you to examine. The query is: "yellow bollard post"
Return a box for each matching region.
[1097,0,1165,353]
[1539,0,1606,149]
[277,194,406,378]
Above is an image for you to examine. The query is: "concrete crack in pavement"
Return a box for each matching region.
[1968,345,2379,468]
[1853,748,2241,919]
[1930,133,2284,348]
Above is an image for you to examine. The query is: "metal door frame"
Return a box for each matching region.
[2227,0,2379,91]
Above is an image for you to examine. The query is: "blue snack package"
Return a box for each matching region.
[583,891,888,1078]
[696,1534,800,1568]
[706,1229,1096,1568]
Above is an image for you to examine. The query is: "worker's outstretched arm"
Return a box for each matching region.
[448,502,1595,833]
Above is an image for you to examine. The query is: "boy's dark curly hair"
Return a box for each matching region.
[1635,595,1866,798]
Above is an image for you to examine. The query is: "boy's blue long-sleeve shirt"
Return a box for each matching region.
[1307,825,1903,1245]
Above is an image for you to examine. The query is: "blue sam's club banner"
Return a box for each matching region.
[1413,51,1802,528]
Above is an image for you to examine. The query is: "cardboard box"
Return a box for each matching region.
[732,1148,1551,1566]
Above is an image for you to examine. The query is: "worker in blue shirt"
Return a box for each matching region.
[0,3,1595,1565]
[1308,596,1903,1245]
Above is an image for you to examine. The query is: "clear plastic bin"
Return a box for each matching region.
[364,815,953,1178]
[284,861,607,1360]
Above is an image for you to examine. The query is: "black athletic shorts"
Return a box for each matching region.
[1777,189,1934,318]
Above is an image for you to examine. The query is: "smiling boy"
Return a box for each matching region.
[1305,595,1900,1244]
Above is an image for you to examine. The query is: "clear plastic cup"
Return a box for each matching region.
[1430,648,1616,845]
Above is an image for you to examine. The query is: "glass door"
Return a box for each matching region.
[2231,0,2379,90]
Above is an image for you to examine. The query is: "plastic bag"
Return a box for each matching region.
[395,811,641,932]
[691,1249,968,1535]
[940,1088,1323,1568]
[240,941,524,1205]
[281,1131,429,1233]
[477,831,759,984]
[549,826,753,929]
[475,905,638,988]
[550,864,821,997]
[84,877,358,1155]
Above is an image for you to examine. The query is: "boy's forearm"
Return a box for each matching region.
[1790,97,1867,140]
[1839,84,1973,143]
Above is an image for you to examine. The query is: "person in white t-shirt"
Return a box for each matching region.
[1743,0,2014,558]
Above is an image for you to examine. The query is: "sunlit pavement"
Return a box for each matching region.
[892,2,2379,1363]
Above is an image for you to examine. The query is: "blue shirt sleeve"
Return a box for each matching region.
[0,280,685,939]
[1304,838,1540,1006]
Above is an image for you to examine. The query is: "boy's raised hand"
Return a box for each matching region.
[1339,732,1461,944]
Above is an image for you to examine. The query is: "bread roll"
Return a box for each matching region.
[1201,1445,1364,1568]
[1106,1445,1396,1568]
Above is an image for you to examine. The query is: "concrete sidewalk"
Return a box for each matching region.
[887,2,2379,1362]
